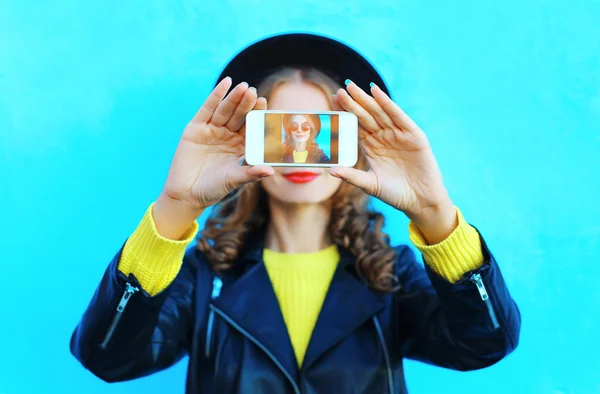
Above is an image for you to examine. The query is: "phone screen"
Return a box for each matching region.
[263,113,339,165]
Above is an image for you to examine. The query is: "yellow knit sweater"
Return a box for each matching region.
[263,246,339,366]
[118,203,483,366]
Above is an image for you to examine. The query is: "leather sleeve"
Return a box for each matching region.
[70,245,202,382]
[395,234,521,371]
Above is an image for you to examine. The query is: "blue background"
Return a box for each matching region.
[282,115,332,158]
[1,0,599,393]
[315,115,331,158]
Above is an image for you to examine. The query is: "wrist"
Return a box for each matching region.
[408,200,457,245]
[156,192,205,216]
[153,192,204,240]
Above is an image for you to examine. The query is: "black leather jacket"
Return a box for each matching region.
[70,230,520,393]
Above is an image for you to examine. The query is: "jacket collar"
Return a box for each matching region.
[212,232,386,380]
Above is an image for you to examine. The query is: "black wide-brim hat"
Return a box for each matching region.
[216,32,391,97]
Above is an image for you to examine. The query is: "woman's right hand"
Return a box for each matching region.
[153,78,274,239]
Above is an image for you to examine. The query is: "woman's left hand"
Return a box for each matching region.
[330,81,457,244]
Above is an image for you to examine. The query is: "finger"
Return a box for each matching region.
[238,96,268,137]
[210,82,250,127]
[370,83,419,131]
[333,94,372,140]
[254,97,268,110]
[331,94,344,112]
[226,165,275,189]
[336,88,380,132]
[225,87,258,131]
[192,77,232,124]
[345,80,394,129]
[328,167,377,195]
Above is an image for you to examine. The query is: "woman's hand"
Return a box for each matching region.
[330,81,457,244]
[153,78,274,239]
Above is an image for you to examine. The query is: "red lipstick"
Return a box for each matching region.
[282,171,319,184]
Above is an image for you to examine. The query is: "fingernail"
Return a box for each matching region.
[369,82,375,88]
[241,81,249,87]
[345,79,351,86]
[249,86,256,91]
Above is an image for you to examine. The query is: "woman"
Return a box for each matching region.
[281,113,330,164]
[71,33,520,394]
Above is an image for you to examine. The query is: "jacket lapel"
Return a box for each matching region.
[301,249,387,371]
[210,235,386,379]
[211,245,299,383]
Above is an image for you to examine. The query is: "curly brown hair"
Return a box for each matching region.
[197,68,398,292]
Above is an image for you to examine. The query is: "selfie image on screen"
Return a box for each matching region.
[264,113,339,164]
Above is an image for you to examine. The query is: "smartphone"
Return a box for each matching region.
[245,110,358,167]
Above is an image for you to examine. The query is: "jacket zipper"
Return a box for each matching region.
[209,305,301,394]
[99,282,140,349]
[205,277,223,358]
[372,316,394,394]
[469,273,500,330]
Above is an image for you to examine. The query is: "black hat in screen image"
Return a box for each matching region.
[215,32,391,97]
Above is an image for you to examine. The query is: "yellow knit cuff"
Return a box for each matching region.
[118,202,199,296]
[408,208,484,283]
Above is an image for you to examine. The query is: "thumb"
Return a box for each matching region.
[328,167,376,194]
[226,164,275,189]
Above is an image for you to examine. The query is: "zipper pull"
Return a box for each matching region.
[469,272,500,329]
[117,282,140,312]
[211,277,223,299]
[205,277,223,358]
[100,282,140,349]
[470,273,489,301]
